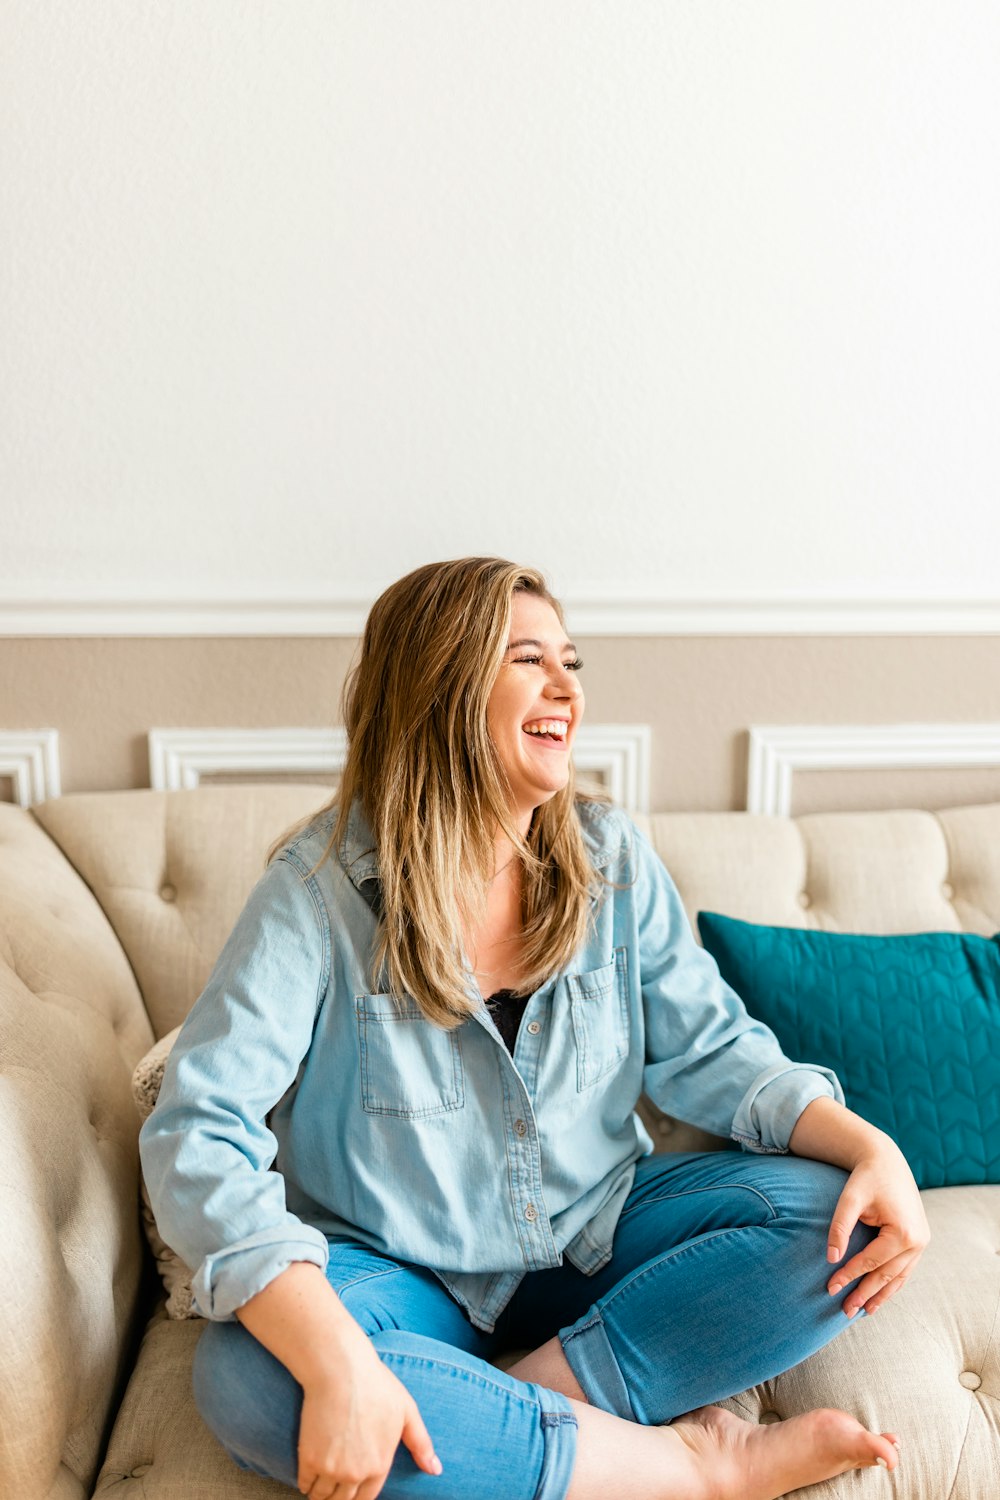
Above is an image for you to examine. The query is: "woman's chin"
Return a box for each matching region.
[524,777,569,808]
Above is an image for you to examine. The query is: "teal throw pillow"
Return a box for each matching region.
[697,911,1000,1190]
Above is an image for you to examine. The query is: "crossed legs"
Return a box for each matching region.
[193,1151,902,1498]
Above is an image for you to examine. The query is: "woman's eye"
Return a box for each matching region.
[514,655,584,671]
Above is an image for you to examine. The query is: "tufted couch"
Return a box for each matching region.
[2,784,998,1499]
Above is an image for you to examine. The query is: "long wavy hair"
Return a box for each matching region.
[267,557,616,1028]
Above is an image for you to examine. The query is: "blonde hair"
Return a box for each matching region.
[268,557,617,1029]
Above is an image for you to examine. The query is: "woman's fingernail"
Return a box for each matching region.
[828,1245,840,1262]
[432,1456,443,1475]
[876,1456,888,1468]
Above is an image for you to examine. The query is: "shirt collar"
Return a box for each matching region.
[337,797,380,892]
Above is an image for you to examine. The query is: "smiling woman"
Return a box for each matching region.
[487,594,585,830]
[139,556,915,1500]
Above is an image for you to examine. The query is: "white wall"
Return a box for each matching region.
[2,2,998,619]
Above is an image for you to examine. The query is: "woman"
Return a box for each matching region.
[140,557,928,1500]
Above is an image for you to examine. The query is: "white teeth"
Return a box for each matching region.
[523,721,567,738]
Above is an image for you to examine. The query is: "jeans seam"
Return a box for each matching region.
[377,1348,564,1409]
[617,1182,780,1222]
[329,1265,402,1294]
[594,1224,769,1311]
[561,1312,602,1346]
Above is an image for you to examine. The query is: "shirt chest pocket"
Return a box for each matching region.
[567,948,630,1091]
[356,995,465,1117]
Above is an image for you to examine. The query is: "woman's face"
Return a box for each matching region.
[486,592,585,828]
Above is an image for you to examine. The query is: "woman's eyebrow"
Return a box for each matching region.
[506,637,578,654]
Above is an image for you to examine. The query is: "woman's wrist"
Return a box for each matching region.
[234,1260,366,1391]
[787,1094,892,1170]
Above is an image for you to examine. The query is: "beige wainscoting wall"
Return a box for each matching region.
[2,634,1000,812]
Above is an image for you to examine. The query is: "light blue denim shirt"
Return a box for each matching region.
[139,798,844,1333]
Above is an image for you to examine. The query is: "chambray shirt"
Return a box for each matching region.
[139,798,844,1333]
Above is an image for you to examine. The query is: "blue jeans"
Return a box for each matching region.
[192,1150,877,1499]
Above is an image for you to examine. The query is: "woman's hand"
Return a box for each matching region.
[232,1262,441,1499]
[825,1136,931,1319]
[297,1332,442,1500]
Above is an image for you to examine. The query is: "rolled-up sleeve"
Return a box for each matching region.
[730,1060,844,1155]
[139,853,332,1321]
[630,821,845,1155]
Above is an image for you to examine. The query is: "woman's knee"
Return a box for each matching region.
[756,1154,849,1221]
[764,1156,880,1267]
[192,1317,302,1473]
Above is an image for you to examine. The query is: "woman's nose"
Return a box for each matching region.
[548,666,581,698]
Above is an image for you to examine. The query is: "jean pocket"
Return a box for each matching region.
[356,994,465,1117]
[568,947,630,1091]
[324,1241,404,1295]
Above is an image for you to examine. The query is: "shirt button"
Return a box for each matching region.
[524,1203,538,1222]
[160,884,177,902]
[941,881,954,900]
[514,1119,527,1136]
[797,891,811,909]
[526,1021,541,1034]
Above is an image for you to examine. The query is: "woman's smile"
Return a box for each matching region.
[522,719,571,751]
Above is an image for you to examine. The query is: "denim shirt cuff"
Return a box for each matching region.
[730,1063,846,1156]
[191,1225,330,1322]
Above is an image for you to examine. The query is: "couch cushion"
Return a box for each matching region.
[636,803,1000,940]
[0,803,154,1499]
[33,785,336,1041]
[92,1309,289,1498]
[94,1184,1000,1500]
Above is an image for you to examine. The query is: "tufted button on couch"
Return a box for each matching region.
[1,785,998,1499]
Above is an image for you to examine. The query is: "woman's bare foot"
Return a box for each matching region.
[668,1403,901,1498]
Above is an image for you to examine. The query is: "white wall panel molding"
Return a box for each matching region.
[149,723,651,810]
[747,723,1000,816]
[0,730,61,806]
[148,727,350,791]
[573,724,651,814]
[6,597,1000,638]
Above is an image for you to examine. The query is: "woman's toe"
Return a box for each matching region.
[872,1434,901,1470]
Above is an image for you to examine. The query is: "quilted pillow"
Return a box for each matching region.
[697,912,1000,1190]
[131,1025,200,1319]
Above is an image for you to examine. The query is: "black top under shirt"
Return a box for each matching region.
[356,878,529,1055]
[483,989,531,1054]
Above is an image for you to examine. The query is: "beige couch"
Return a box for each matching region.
[2,785,998,1499]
